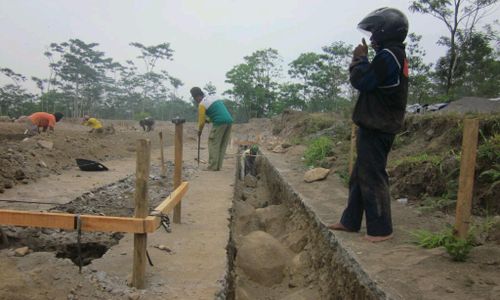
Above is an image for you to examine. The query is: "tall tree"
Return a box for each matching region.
[409,0,498,94]
[436,27,500,97]
[46,39,114,117]
[129,42,181,113]
[406,33,435,103]
[288,42,352,112]
[0,68,33,116]
[204,81,217,95]
[225,48,282,119]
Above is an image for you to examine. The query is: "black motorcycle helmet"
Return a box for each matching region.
[357,7,408,43]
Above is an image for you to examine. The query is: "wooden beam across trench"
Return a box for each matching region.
[0,181,189,233]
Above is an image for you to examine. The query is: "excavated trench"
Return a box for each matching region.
[1,163,195,266]
[223,153,385,300]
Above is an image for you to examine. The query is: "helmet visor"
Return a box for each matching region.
[357,27,372,39]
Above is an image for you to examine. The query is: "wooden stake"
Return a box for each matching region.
[0,227,8,246]
[159,131,167,178]
[132,139,151,289]
[454,119,479,239]
[349,124,357,175]
[172,118,185,224]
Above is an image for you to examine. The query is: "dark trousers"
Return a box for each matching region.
[340,127,395,236]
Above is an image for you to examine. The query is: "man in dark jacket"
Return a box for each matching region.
[329,7,409,242]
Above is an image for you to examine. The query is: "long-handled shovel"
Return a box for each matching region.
[197,133,201,167]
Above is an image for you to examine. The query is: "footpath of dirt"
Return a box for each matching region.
[263,147,500,300]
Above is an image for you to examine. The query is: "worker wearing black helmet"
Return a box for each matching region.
[329,8,409,242]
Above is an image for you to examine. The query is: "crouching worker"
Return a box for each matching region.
[82,115,103,133]
[139,117,155,132]
[243,144,259,176]
[21,112,64,135]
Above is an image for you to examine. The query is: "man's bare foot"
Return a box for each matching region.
[327,223,356,232]
[363,234,393,243]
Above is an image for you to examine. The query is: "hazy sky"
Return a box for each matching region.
[0,0,497,99]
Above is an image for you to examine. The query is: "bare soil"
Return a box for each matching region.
[0,112,499,300]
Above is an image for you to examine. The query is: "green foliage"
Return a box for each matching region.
[224,48,282,119]
[418,196,457,213]
[411,227,455,249]
[411,226,474,261]
[480,166,500,183]
[304,136,333,167]
[444,238,474,262]
[477,133,500,161]
[394,153,442,167]
[335,168,350,186]
[134,112,150,121]
[287,42,353,113]
[203,81,217,96]
[407,33,435,104]
[410,0,498,95]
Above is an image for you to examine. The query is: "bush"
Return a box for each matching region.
[134,112,151,121]
[411,226,474,262]
[304,136,333,167]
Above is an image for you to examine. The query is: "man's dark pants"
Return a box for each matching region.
[340,127,395,236]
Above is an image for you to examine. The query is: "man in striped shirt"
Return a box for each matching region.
[190,87,233,171]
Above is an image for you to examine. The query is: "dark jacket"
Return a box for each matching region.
[350,41,408,134]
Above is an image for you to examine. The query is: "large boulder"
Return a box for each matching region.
[236,231,292,286]
[233,200,259,236]
[255,205,288,237]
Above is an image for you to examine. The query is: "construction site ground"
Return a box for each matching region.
[0,114,499,299]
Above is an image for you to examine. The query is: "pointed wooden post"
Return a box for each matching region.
[454,118,479,239]
[172,117,185,224]
[132,139,151,289]
[159,131,167,178]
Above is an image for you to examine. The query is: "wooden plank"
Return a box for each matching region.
[153,182,189,214]
[454,119,479,239]
[0,209,156,233]
[173,122,183,224]
[133,139,151,289]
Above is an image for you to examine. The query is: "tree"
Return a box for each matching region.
[129,42,181,113]
[0,68,34,116]
[407,33,435,104]
[288,42,352,112]
[204,81,217,95]
[409,0,498,94]
[225,48,283,119]
[46,39,114,117]
[437,27,500,97]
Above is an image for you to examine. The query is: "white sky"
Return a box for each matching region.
[0,0,497,99]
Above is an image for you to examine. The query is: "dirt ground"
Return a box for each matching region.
[0,114,499,299]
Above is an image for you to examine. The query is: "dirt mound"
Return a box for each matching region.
[271,110,345,139]
[0,121,172,193]
[389,114,500,214]
[440,97,500,114]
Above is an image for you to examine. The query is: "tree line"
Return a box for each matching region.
[1,0,498,122]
